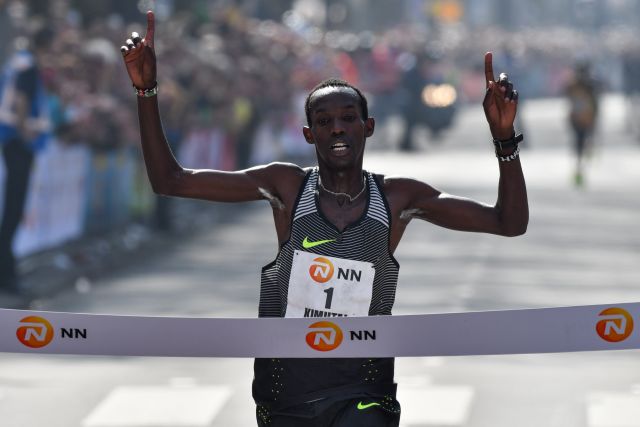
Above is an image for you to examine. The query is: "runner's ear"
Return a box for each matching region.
[364,118,375,138]
[303,126,314,145]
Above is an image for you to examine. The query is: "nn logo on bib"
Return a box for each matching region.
[596,307,634,342]
[308,257,364,284]
[309,257,334,283]
[306,321,343,351]
[16,316,54,348]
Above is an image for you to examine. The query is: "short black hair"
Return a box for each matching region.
[304,78,368,127]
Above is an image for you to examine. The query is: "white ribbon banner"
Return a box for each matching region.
[1,303,638,358]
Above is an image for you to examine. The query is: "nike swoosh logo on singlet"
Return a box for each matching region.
[357,401,381,410]
[302,236,336,249]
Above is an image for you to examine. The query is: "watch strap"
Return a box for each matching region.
[493,133,524,152]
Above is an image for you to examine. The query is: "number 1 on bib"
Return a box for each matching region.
[323,287,334,309]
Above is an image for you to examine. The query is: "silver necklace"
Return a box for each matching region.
[317,173,366,204]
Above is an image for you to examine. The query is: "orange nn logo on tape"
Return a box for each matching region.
[16,316,54,348]
[306,321,343,351]
[596,308,634,343]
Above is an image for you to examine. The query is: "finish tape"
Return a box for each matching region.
[1,302,638,358]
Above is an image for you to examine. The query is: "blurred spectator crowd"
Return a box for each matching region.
[0,0,639,257]
[4,1,640,157]
[3,1,639,160]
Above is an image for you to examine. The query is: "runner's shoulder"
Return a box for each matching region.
[378,174,420,192]
[258,162,307,180]
[252,162,307,193]
[378,174,440,202]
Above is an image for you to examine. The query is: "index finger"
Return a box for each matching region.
[484,52,494,88]
[145,11,155,47]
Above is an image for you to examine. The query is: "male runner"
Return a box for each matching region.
[121,12,527,427]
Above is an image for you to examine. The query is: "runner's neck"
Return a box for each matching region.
[317,169,366,199]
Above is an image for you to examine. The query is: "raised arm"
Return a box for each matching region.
[478,51,528,235]
[387,52,528,246]
[119,11,302,204]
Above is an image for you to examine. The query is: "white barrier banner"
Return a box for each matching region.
[1,303,639,358]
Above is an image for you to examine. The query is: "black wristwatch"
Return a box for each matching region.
[493,133,524,153]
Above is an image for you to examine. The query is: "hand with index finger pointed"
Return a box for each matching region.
[121,11,157,91]
[482,52,518,141]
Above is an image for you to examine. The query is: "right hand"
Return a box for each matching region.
[121,11,157,90]
[482,52,518,141]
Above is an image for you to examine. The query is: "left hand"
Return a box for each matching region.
[121,11,157,90]
[483,52,518,140]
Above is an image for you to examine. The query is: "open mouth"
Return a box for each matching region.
[331,141,349,152]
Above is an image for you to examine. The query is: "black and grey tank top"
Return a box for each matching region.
[253,168,400,404]
[258,167,399,317]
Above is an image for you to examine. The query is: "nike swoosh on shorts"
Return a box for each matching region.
[357,401,381,410]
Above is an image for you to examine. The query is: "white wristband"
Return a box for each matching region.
[497,145,520,162]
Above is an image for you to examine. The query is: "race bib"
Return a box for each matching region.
[285,250,375,318]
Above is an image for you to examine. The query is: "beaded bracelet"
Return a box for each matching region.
[134,84,158,98]
[497,145,520,162]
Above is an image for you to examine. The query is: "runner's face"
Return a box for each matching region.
[303,87,374,171]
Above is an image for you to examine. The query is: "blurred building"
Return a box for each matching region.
[466,0,639,29]
[14,0,639,33]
